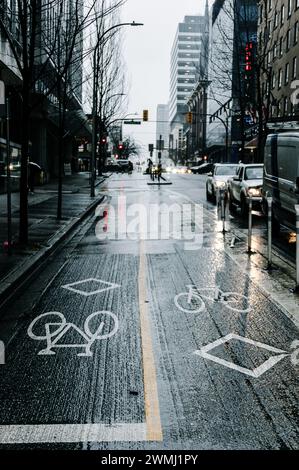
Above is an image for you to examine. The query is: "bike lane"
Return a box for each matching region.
[146,243,299,449]
[0,248,151,446]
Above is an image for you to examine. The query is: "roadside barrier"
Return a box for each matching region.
[267,196,273,270]
[247,196,253,254]
[217,188,227,233]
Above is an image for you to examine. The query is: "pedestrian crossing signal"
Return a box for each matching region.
[186,112,193,124]
[143,109,149,122]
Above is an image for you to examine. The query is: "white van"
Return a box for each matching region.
[263,133,299,230]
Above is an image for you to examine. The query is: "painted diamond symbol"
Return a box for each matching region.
[62,278,120,297]
[194,333,289,378]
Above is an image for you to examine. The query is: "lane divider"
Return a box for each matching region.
[138,240,163,441]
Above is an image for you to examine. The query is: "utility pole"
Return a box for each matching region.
[6,96,12,255]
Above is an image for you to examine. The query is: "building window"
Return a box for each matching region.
[284,97,288,115]
[293,56,297,78]
[269,0,273,11]
[294,22,299,44]
[274,11,278,29]
[278,68,283,88]
[296,0,299,10]
[273,41,278,58]
[281,5,285,25]
[285,63,290,84]
[272,72,276,89]
[259,3,263,23]
[288,0,293,17]
[286,29,291,50]
[279,36,283,56]
[268,50,272,64]
[268,20,272,34]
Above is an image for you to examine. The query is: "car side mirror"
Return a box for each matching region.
[233,176,240,181]
[208,172,213,176]
[295,176,299,194]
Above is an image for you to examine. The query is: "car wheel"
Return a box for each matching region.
[240,195,248,218]
[212,188,217,204]
[206,185,211,201]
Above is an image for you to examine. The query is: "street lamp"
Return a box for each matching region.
[90,22,143,197]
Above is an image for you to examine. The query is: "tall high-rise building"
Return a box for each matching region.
[156,104,169,162]
[206,0,258,162]
[169,14,206,161]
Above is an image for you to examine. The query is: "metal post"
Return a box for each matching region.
[6,97,12,255]
[248,196,253,254]
[90,70,97,198]
[221,190,226,233]
[267,196,273,269]
[225,118,229,163]
[217,189,226,233]
[295,205,299,292]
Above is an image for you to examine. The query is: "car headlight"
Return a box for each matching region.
[247,188,261,197]
[215,180,226,188]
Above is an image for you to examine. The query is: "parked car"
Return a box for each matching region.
[206,163,239,203]
[117,159,133,172]
[263,132,299,230]
[227,163,263,216]
[196,162,214,174]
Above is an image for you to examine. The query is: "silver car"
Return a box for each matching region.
[206,164,238,203]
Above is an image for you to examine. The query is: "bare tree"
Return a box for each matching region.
[84,0,127,177]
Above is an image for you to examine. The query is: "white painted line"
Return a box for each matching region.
[0,423,147,444]
[62,278,120,297]
[194,333,289,378]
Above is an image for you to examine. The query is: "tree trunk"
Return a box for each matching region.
[19,83,30,245]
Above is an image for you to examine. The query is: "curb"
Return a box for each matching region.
[0,193,106,310]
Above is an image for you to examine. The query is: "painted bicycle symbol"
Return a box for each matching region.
[27,311,119,357]
[174,285,251,314]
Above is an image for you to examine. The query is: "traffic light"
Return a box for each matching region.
[101,137,107,145]
[244,42,255,101]
[143,109,149,122]
[118,142,124,150]
[186,112,193,124]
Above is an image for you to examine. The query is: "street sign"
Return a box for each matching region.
[123,120,141,125]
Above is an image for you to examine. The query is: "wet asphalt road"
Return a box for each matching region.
[0,173,298,450]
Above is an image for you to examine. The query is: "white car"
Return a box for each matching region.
[227,164,264,216]
[206,164,238,203]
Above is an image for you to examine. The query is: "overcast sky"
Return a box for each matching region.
[120,0,212,156]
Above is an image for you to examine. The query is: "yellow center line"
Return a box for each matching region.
[138,239,163,441]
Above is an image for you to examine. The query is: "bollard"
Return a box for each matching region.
[267,196,273,269]
[295,205,299,292]
[219,188,226,233]
[247,196,253,254]
[216,188,220,220]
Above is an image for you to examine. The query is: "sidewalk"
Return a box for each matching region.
[0,172,107,304]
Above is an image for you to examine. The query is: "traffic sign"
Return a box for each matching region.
[123,120,141,125]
